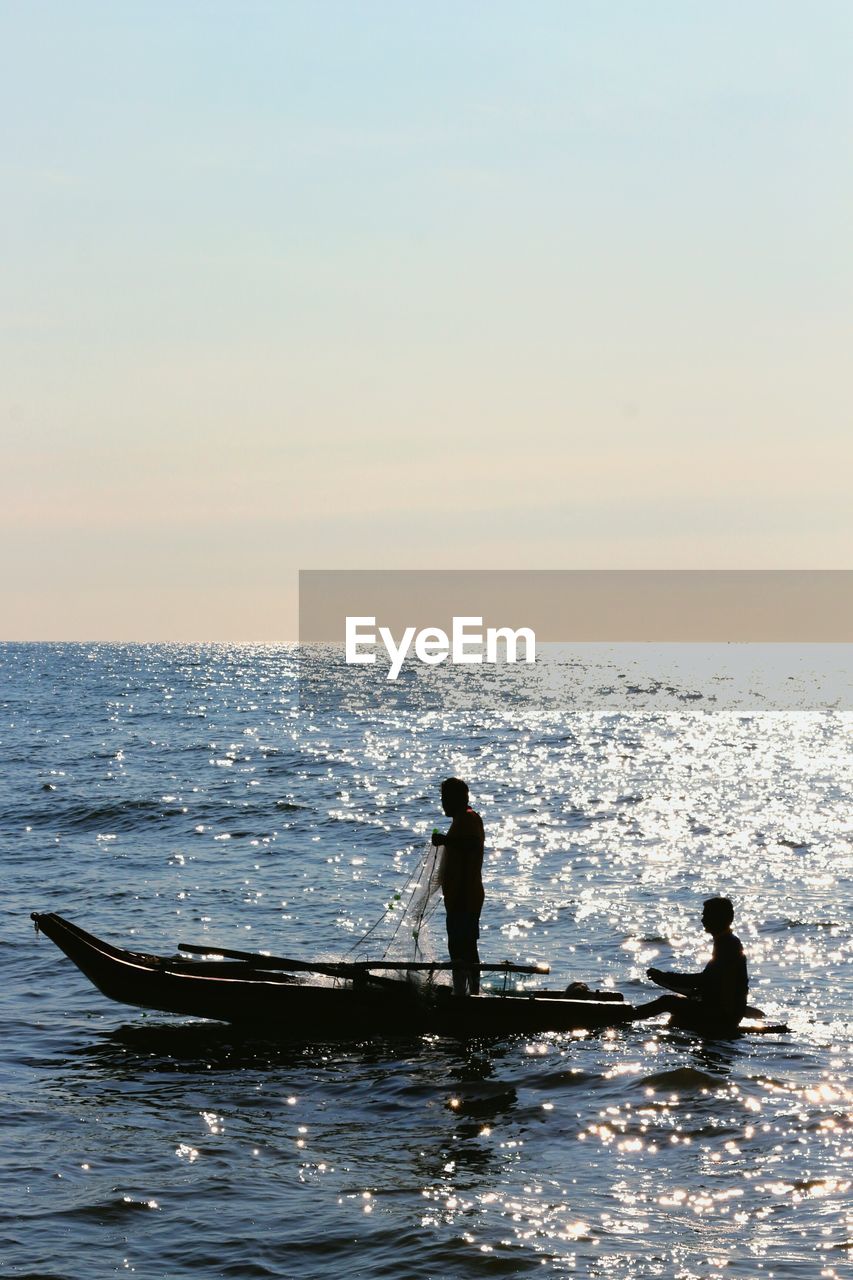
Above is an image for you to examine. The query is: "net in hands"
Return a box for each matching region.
[348,840,447,984]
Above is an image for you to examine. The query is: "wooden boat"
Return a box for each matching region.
[31,912,634,1039]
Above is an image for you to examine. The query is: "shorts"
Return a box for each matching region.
[445,910,480,946]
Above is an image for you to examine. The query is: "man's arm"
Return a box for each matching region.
[433,813,482,851]
[647,967,702,994]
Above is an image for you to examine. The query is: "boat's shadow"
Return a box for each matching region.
[71,1018,531,1078]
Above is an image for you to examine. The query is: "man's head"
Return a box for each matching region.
[702,897,734,934]
[441,776,469,817]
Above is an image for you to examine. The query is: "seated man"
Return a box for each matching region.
[631,897,748,1034]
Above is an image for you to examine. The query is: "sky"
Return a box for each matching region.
[1,1,851,639]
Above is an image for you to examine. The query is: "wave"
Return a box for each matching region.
[11,797,191,833]
[637,1066,722,1091]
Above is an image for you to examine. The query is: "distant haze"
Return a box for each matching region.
[2,3,851,639]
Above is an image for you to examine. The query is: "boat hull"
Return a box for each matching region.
[31,912,634,1039]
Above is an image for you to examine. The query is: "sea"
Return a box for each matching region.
[1,642,851,1280]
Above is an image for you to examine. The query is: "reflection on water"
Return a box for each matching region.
[1,643,851,1278]
[16,1013,852,1278]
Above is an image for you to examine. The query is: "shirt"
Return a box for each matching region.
[440,808,485,914]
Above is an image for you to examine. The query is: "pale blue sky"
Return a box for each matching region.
[2,2,851,637]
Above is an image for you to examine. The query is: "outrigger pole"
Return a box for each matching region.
[176,941,549,977]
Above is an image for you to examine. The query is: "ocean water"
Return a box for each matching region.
[1,642,851,1280]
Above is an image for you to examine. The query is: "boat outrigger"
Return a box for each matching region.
[31,912,633,1038]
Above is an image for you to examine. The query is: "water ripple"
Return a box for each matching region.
[1,642,851,1279]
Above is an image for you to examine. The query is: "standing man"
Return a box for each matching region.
[431,777,485,996]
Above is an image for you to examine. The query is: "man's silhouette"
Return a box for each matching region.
[631,897,748,1033]
[431,778,484,996]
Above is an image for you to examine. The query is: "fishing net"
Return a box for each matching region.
[387,840,445,966]
[347,840,446,981]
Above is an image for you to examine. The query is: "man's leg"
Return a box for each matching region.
[448,933,468,995]
[446,915,468,995]
[630,995,737,1034]
[630,993,688,1021]
[447,914,479,995]
[468,937,481,994]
